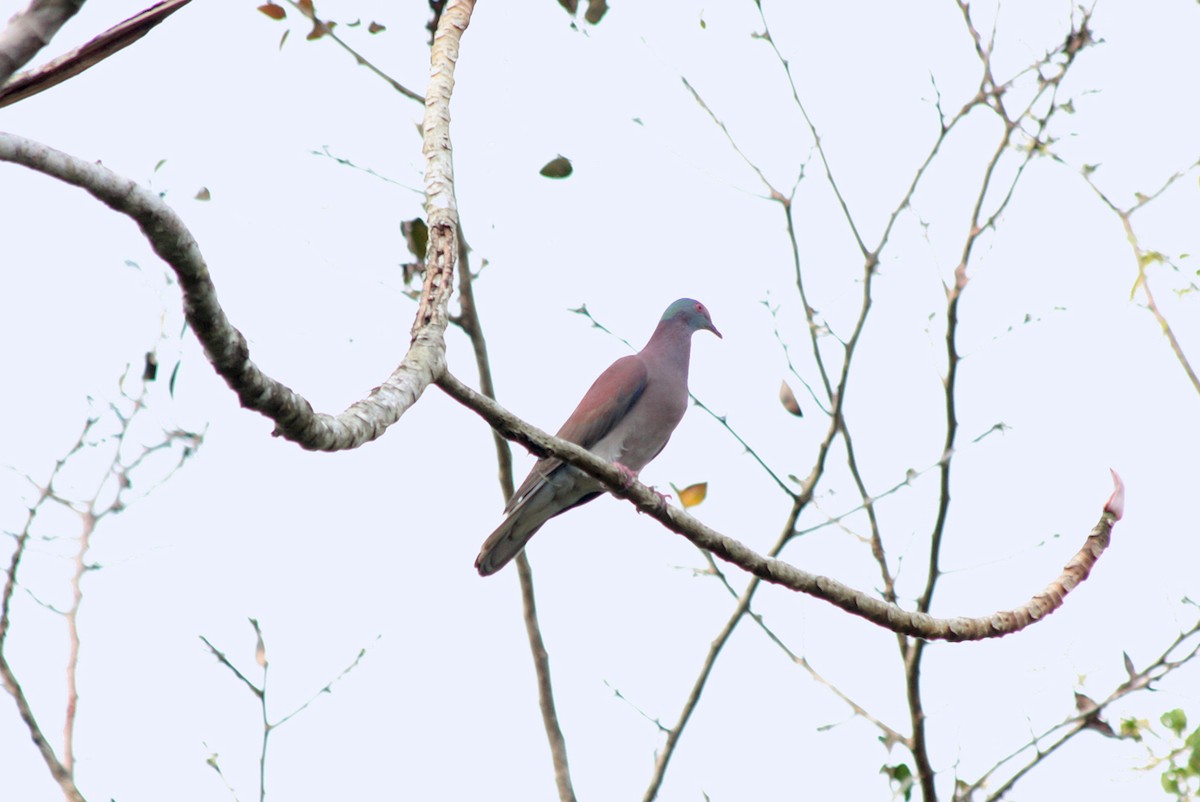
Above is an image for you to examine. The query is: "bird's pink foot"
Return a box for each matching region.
[614,462,639,489]
[648,486,671,508]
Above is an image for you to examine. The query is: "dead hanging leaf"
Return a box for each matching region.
[296,0,315,18]
[401,217,428,287]
[779,380,803,417]
[673,482,708,509]
[402,217,428,259]
[142,351,158,382]
[539,156,573,179]
[251,618,268,669]
[307,18,332,40]
[368,20,386,33]
[194,187,211,201]
[584,0,608,24]
[257,2,286,20]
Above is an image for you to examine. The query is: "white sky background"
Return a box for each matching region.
[2,0,1199,800]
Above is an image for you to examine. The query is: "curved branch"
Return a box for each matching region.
[0,0,193,109]
[0,0,86,86]
[0,0,473,450]
[437,370,1120,642]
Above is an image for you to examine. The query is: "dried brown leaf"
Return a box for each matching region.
[257,3,286,20]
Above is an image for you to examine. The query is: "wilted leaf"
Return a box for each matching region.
[279,28,289,49]
[297,0,315,18]
[674,482,708,509]
[779,380,803,417]
[584,0,608,24]
[400,218,428,287]
[307,18,331,40]
[402,217,428,260]
[257,2,286,20]
[368,20,386,33]
[194,186,211,201]
[557,0,579,14]
[1123,651,1136,678]
[540,156,573,179]
[251,618,268,669]
[143,352,158,382]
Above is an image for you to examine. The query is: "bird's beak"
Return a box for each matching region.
[709,322,723,339]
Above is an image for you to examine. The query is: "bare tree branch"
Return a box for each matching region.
[277,0,424,104]
[453,235,578,801]
[201,620,374,802]
[0,0,194,109]
[0,0,86,86]
[1074,159,1200,398]
[0,417,93,802]
[957,617,1200,801]
[436,369,1121,641]
[0,0,474,450]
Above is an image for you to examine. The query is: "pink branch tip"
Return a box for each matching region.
[1104,468,1125,521]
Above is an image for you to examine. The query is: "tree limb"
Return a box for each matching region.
[0,0,86,86]
[436,370,1121,642]
[0,0,193,109]
[0,0,474,450]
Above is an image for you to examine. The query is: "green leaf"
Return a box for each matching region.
[1162,708,1188,736]
[1120,717,1146,741]
[1184,726,1200,749]
[881,763,914,801]
[1187,745,1200,775]
[1162,769,1181,795]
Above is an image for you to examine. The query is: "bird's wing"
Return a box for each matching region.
[504,354,648,515]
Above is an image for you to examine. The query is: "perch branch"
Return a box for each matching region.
[437,370,1121,642]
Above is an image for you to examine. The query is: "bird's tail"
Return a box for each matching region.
[475,511,545,576]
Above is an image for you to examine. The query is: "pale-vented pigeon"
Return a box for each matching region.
[475,299,721,576]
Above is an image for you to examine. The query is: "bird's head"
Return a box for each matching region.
[662,298,722,339]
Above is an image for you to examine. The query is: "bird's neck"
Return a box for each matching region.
[640,319,694,375]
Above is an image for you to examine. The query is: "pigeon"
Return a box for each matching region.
[475,299,720,575]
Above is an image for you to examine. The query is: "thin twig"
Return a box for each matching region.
[452,229,577,800]
[957,618,1200,801]
[1074,159,1200,398]
[280,0,424,103]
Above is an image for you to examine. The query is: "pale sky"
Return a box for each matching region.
[2,1,1199,800]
